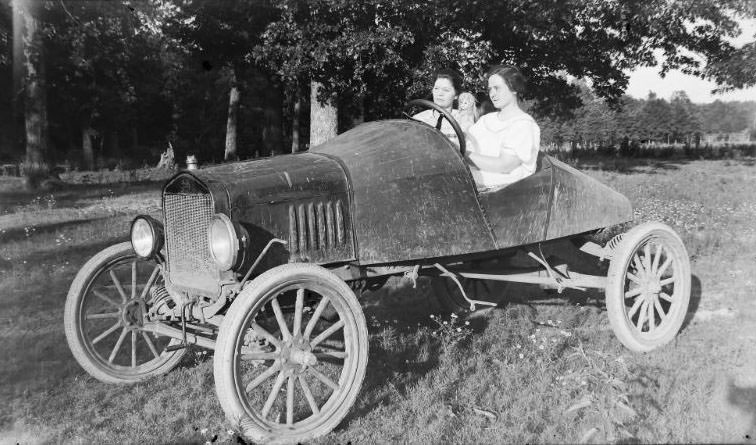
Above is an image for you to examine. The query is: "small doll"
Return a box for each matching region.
[457,91,479,131]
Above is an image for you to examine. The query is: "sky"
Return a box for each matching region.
[625,18,756,103]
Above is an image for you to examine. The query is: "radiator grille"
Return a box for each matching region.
[164,192,217,293]
[289,200,345,254]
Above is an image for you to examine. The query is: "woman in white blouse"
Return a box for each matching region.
[465,65,541,190]
[412,69,464,146]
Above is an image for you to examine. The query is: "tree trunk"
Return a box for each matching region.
[131,126,138,152]
[156,142,175,169]
[224,71,240,161]
[12,0,25,157]
[82,125,95,170]
[262,83,283,156]
[309,81,337,148]
[291,86,301,153]
[353,95,365,126]
[21,0,49,187]
[106,129,120,159]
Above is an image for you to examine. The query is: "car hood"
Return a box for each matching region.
[180,152,349,213]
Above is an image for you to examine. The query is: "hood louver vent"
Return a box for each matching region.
[288,200,345,254]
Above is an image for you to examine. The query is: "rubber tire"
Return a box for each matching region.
[605,222,691,352]
[64,242,186,384]
[213,263,369,444]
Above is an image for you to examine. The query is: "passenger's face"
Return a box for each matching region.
[432,77,457,109]
[488,74,516,109]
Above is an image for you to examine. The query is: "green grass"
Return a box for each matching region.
[1,159,756,444]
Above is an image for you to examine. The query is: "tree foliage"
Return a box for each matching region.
[539,88,756,150]
[39,0,177,166]
[2,0,756,172]
[255,0,418,117]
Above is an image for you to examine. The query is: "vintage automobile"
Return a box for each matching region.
[64,100,690,444]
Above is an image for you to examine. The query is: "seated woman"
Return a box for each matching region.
[465,65,541,190]
[413,69,464,146]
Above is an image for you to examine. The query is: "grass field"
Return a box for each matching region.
[1,158,755,444]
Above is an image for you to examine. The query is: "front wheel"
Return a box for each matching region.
[605,222,691,352]
[64,242,186,384]
[213,263,368,444]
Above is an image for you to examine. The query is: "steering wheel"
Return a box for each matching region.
[406,99,466,155]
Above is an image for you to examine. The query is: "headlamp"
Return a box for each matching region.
[208,214,246,271]
[130,215,164,258]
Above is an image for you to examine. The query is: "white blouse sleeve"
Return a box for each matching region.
[500,120,540,164]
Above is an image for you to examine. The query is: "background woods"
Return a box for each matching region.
[1,0,756,185]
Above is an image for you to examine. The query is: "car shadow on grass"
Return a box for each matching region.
[681,274,703,332]
[344,277,598,427]
[339,272,700,431]
[344,279,444,425]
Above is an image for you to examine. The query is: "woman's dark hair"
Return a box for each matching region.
[486,65,527,96]
[434,68,463,94]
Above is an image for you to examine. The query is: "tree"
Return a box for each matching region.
[704,1,756,91]
[256,0,756,139]
[223,68,240,160]
[698,100,750,134]
[637,93,674,143]
[38,0,177,170]
[167,0,279,160]
[669,91,700,144]
[16,0,49,186]
[615,96,645,144]
[0,0,14,160]
[457,0,756,117]
[257,0,419,146]
[7,0,755,174]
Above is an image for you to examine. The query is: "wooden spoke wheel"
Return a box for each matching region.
[214,263,368,444]
[64,242,186,384]
[605,222,691,352]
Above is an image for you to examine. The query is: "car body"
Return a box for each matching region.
[65,113,690,444]
[164,119,631,282]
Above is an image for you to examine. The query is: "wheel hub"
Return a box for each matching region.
[641,276,662,297]
[121,300,144,328]
[281,336,317,372]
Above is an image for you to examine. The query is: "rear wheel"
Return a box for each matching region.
[605,222,691,352]
[64,242,186,384]
[214,263,368,444]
